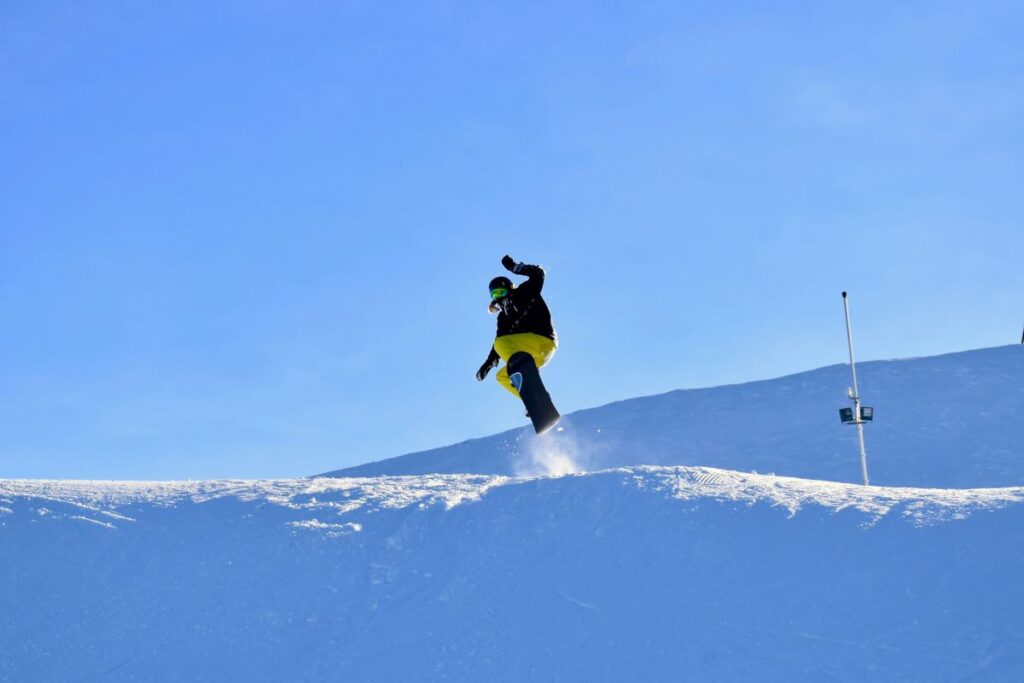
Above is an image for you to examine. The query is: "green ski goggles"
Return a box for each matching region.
[490,287,509,301]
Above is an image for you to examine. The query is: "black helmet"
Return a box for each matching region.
[488,276,512,296]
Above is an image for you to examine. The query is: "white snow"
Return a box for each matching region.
[328,345,1024,488]
[2,466,1024,680]
[3,346,1024,680]
[68,515,117,529]
[3,466,1021,528]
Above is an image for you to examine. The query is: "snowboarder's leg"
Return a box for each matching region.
[494,333,557,367]
[495,365,521,398]
[507,351,561,434]
[493,333,557,399]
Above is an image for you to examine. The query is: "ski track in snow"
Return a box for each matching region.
[68,515,117,530]
[2,466,1021,531]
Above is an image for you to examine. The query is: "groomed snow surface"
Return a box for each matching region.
[3,346,1024,681]
[2,467,1024,681]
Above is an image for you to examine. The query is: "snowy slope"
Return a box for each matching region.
[324,345,1024,488]
[5,346,1024,680]
[2,468,1024,681]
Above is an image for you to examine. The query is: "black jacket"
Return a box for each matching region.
[484,263,556,366]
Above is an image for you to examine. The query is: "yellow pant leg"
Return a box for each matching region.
[495,364,518,397]
[493,333,557,398]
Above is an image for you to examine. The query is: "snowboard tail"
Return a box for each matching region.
[507,352,560,435]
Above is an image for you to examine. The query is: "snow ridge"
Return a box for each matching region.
[3,466,1021,531]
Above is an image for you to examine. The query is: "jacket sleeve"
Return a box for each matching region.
[513,262,545,295]
[483,346,500,368]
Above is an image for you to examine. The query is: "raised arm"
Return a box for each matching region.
[502,255,545,293]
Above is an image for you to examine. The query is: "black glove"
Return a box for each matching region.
[476,359,495,381]
[502,254,521,273]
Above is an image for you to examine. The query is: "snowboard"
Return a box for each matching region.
[507,351,560,435]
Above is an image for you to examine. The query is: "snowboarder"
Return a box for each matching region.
[476,255,560,433]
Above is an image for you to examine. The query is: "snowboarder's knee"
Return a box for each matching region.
[495,366,520,398]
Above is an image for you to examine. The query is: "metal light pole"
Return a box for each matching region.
[840,291,871,486]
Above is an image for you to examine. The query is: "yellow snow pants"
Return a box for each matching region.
[493,333,557,398]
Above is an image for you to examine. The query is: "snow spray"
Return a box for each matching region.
[514,420,585,477]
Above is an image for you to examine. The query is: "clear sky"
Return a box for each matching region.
[2,1,1022,479]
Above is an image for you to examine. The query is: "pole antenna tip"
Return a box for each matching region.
[841,291,848,298]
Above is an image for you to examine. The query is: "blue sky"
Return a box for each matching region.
[2,1,1022,479]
